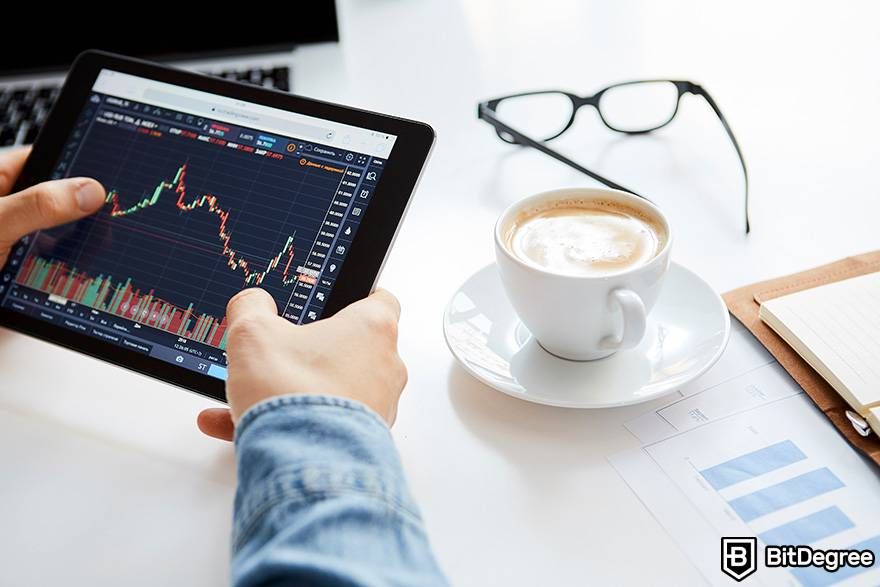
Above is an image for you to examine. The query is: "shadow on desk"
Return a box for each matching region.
[447,362,639,478]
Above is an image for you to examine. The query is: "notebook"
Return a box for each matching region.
[759,271,880,432]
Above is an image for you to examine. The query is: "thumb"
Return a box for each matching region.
[339,288,401,323]
[197,408,235,442]
[0,178,105,247]
[226,287,278,325]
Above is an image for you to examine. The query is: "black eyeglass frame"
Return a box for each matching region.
[477,80,750,233]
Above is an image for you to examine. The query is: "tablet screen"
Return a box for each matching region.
[0,70,397,381]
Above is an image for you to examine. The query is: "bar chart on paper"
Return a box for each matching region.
[692,429,880,586]
[611,327,880,585]
[613,393,880,586]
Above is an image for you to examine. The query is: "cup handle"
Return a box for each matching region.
[600,288,647,351]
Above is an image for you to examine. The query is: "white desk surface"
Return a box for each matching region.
[3,1,880,585]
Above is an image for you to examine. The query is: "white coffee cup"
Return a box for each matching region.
[494,187,672,361]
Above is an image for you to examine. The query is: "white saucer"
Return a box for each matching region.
[443,263,730,408]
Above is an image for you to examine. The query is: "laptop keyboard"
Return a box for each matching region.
[0,65,291,148]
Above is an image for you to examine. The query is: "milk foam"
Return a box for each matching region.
[506,202,665,276]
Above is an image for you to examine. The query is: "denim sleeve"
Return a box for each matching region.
[232,395,448,587]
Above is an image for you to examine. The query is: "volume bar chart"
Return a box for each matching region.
[17,256,229,349]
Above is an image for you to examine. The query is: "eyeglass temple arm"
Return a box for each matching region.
[477,104,648,201]
[686,84,751,234]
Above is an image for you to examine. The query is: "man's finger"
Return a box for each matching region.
[371,288,402,320]
[343,288,401,322]
[196,408,235,441]
[0,178,105,246]
[0,147,31,195]
[226,287,278,325]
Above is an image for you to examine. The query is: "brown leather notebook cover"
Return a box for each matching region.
[723,251,880,466]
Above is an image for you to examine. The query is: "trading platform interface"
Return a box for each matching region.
[0,70,397,380]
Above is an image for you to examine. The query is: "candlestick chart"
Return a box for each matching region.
[14,117,342,348]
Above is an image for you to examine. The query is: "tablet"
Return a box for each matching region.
[0,51,434,402]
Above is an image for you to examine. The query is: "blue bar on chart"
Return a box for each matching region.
[758,506,854,546]
[700,440,807,490]
[791,534,880,587]
[729,468,845,522]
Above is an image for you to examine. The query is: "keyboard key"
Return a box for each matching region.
[0,126,14,146]
[207,66,291,91]
[16,99,35,119]
[14,121,30,146]
[273,67,291,92]
[24,123,40,144]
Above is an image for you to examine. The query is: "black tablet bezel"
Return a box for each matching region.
[0,50,434,403]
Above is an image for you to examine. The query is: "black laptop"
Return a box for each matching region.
[0,2,338,148]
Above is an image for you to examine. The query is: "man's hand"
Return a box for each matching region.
[0,147,105,267]
[197,288,407,441]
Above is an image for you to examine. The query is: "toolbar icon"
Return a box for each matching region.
[287,143,297,152]
[366,171,377,181]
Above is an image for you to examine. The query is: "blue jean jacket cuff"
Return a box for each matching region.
[232,395,420,551]
[235,394,389,438]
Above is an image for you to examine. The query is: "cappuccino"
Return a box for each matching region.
[504,199,666,277]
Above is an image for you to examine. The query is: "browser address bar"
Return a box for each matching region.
[142,89,333,142]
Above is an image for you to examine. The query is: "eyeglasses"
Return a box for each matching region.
[477,80,750,233]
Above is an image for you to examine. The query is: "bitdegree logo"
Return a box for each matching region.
[721,537,876,582]
[722,537,757,581]
[765,545,875,572]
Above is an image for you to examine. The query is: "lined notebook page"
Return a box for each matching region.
[759,271,880,412]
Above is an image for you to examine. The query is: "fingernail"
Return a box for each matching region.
[74,179,105,212]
